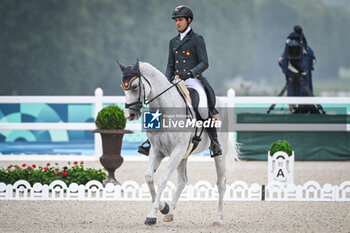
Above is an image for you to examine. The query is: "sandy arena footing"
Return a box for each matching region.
[0,160,350,232]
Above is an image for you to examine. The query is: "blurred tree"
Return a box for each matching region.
[0,0,349,96]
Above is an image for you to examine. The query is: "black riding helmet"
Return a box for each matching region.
[171,5,193,22]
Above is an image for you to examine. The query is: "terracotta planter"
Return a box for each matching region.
[93,129,133,186]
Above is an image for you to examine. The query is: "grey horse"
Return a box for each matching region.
[118,59,239,226]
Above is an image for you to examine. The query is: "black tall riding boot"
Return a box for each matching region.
[138,139,150,156]
[206,126,222,157]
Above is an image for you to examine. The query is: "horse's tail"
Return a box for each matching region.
[225,133,241,172]
[214,98,240,171]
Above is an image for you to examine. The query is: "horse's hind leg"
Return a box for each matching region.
[163,158,188,222]
[214,155,226,224]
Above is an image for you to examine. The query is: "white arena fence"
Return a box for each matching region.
[1,180,350,202]
[0,87,350,161]
[1,88,350,202]
[2,151,349,202]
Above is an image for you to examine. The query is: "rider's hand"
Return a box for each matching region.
[278,56,284,64]
[181,71,193,80]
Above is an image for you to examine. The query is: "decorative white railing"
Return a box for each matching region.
[1,180,349,202]
[1,88,350,160]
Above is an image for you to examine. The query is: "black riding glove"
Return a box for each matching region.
[181,71,193,80]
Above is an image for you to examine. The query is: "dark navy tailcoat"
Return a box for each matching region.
[165,29,218,113]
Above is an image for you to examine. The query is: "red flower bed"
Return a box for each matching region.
[0,162,107,186]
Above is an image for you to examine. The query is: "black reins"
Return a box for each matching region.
[145,79,182,105]
[125,72,181,109]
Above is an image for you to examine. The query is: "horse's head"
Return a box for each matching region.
[118,59,149,121]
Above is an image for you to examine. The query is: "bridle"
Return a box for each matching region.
[123,72,150,111]
[123,71,181,111]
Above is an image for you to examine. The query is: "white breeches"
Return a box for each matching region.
[173,77,208,120]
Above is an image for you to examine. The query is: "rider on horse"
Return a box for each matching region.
[138,5,222,157]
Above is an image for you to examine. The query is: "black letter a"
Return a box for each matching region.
[277,169,285,178]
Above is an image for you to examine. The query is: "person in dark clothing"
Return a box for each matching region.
[138,5,222,157]
[278,25,316,96]
[278,25,316,112]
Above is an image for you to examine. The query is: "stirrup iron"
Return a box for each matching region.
[138,140,150,156]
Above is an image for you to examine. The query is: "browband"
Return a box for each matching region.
[121,76,138,90]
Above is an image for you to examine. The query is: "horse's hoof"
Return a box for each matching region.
[160,202,170,215]
[163,214,174,222]
[212,217,223,227]
[144,217,157,226]
[212,221,222,227]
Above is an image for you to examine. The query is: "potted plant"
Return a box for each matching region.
[269,140,293,157]
[93,105,132,185]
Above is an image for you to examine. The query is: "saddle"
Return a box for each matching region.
[176,81,192,106]
[175,82,200,120]
[175,83,204,158]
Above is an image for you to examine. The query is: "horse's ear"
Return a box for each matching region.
[132,58,140,73]
[117,60,126,72]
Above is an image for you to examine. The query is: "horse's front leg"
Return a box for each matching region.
[145,151,164,203]
[144,149,184,226]
[163,158,188,223]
